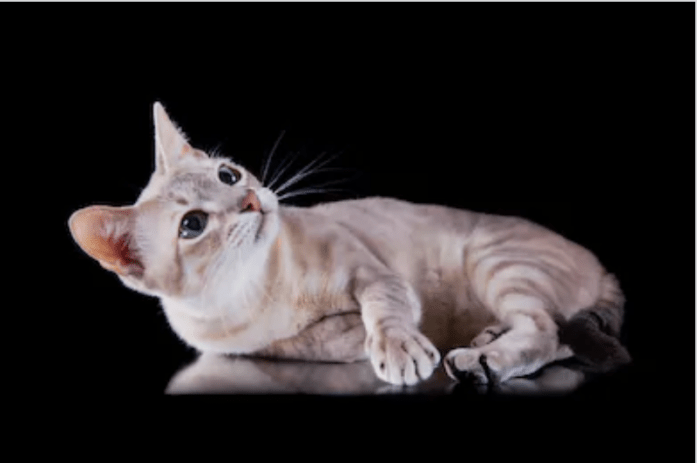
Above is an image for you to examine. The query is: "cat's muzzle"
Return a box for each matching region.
[240,189,262,213]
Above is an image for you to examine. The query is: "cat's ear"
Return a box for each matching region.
[69,205,144,277]
[153,102,204,173]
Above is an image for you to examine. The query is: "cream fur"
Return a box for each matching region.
[68,102,627,386]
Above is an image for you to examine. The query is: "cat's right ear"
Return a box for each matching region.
[153,102,203,174]
[68,206,144,277]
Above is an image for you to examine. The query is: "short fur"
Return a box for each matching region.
[68,103,630,386]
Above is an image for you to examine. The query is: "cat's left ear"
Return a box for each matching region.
[153,102,205,173]
[68,205,144,277]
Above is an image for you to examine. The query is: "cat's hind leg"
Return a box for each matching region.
[469,324,508,348]
[444,297,572,384]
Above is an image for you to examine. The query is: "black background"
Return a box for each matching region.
[14,3,693,454]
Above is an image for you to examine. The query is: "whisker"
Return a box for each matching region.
[274,150,344,195]
[266,150,301,190]
[299,175,358,191]
[277,174,358,199]
[277,187,354,202]
[271,166,354,193]
[260,130,286,185]
[272,150,330,194]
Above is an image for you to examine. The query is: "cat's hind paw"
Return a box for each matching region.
[470,324,508,348]
[366,325,441,386]
[444,348,492,385]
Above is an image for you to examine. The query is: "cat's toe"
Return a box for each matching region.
[367,327,440,386]
[444,348,490,384]
[470,333,493,348]
[470,325,507,348]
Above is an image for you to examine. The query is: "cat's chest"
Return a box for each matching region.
[161,294,294,354]
[159,266,358,354]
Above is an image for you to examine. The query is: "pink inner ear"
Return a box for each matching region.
[102,234,143,275]
[69,206,143,276]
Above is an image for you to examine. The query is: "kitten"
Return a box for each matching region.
[68,103,630,386]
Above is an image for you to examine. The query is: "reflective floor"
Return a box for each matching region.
[166,353,590,396]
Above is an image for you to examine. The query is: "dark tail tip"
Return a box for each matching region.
[556,308,631,373]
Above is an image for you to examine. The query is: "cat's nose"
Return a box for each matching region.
[240,189,262,213]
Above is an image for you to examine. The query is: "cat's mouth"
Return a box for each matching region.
[226,212,265,245]
[228,188,277,245]
[253,212,264,242]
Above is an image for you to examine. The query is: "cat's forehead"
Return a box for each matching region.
[160,162,228,201]
[168,170,217,193]
[138,157,221,203]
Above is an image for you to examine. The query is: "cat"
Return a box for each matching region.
[68,102,630,387]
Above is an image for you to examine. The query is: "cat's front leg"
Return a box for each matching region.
[364,322,441,386]
[353,268,441,386]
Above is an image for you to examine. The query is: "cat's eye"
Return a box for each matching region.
[179,210,208,239]
[218,165,241,186]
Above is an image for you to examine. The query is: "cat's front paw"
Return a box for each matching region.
[365,325,441,386]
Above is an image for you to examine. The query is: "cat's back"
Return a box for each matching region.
[311,196,481,242]
[308,197,481,276]
[307,196,603,292]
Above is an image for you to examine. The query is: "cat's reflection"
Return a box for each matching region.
[166,353,587,395]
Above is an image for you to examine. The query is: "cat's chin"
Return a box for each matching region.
[253,187,280,243]
[253,212,265,242]
[254,208,279,244]
[254,213,266,244]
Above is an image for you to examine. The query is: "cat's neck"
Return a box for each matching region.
[158,209,313,353]
[164,208,297,314]
[159,205,363,354]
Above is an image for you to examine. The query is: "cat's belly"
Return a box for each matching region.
[415,268,498,352]
[251,311,368,363]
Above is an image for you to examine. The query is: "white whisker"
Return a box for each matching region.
[271,166,353,193]
[272,150,330,194]
[277,187,353,202]
[261,130,286,185]
[266,150,300,190]
[273,151,343,195]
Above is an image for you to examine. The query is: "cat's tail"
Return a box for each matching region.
[556,272,631,373]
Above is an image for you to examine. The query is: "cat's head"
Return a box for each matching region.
[68,102,280,299]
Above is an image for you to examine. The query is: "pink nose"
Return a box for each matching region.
[240,189,261,213]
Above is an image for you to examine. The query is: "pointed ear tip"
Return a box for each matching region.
[69,205,121,237]
[153,101,165,118]
[68,207,98,241]
[68,207,86,231]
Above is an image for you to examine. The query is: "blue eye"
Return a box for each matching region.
[218,165,241,185]
[179,211,208,239]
